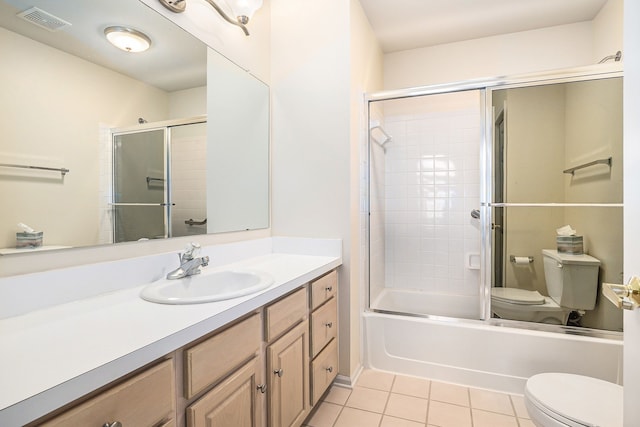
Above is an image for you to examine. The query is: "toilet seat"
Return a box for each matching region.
[491,287,546,305]
[525,373,622,427]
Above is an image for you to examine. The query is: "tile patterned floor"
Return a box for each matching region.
[303,369,535,427]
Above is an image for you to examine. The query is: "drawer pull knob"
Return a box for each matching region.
[103,422,123,427]
[326,366,333,373]
[325,286,333,292]
[325,322,333,328]
[257,384,267,393]
[274,368,283,377]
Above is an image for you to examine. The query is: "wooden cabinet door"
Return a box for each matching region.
[187,357,264,427]
[267,320,309,427]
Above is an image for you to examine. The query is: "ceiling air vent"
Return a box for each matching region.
[16,7,71,32]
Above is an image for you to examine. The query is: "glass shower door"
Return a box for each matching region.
[112,129,168,242]
[367,89,485,320]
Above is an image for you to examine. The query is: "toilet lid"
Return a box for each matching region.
[491,287,546,305]
[525,373,622,427]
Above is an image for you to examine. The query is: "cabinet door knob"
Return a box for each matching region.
[325,322,333,328]
[103,422,123,427]
[326,366,333,373]
[273,368,283,377]
[325,286,333,292]
[257,384,267,393]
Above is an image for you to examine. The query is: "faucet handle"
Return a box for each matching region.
[183,242,201,260]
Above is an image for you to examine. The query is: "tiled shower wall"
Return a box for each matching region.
[377,91,482,298]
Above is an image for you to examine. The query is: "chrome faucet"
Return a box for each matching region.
[166,242,210,280]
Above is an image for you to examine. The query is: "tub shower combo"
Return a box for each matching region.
[363,66,624,393]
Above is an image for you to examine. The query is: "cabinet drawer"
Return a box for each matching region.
[265,287,307,342]
[310,270,337,310]
[42,359,175,427]
[185,313,262,399]
[310,296,337,357]
[310,339,338,406]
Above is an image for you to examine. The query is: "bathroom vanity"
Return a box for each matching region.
[0,237,341,427]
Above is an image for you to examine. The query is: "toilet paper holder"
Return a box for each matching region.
[510,255,533,264]
[602,277,640,310]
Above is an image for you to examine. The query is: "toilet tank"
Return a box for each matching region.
[542,249,600,310]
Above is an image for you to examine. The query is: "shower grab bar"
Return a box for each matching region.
[0,162,69,176]
[563,157,612,175]
[185,218,207,226]
[146,176,165,184]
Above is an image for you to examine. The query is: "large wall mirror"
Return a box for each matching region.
[489,74,623,332]
[0,0,269,254]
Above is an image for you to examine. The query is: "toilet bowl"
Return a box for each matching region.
[491,287,570,325]
[524,373,622,427]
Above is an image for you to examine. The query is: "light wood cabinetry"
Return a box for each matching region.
[183,313,264,427]
[265,287,307,342]
[34,268,338,427]
[184,313,262,399]
[311,339,338,405]
[186,357,264,427]
[40,359,175,427]
[309,270,338,406]
[267,319,310,427]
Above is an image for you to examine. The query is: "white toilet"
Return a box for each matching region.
[524,373,622,427]
[491,249,600,325]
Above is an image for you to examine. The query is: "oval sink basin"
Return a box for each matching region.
[140,269,274,304]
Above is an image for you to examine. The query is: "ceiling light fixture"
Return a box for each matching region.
[158,0,262,36]
[104,26,151,53]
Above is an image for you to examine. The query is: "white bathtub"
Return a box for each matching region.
[364,293,623,394]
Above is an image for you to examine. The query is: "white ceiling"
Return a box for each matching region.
[0,0,207,92]
[358,0,609,53]
[1,0,611,89]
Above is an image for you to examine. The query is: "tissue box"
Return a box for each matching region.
[16,231,43,248]
[557,235,583,254]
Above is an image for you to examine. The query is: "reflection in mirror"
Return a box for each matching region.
[490,77,623,332]
[0,0,269,254]
[110,119,208,243]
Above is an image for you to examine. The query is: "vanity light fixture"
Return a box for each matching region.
[104,26,151,53]
[159,0,263,36]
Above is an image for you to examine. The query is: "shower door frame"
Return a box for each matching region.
[364,64,624,338]
[365,82,490,322]
[110,115,207,242]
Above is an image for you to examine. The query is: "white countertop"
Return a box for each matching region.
[0,237,341,426]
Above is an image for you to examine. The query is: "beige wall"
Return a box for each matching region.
[564,78,623,331]
[271,0,382,380]
[350,0,384,378]
[384,22,593,90]
[502,85,566,293]
[0,27,169,250]
[500,79,623,331]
